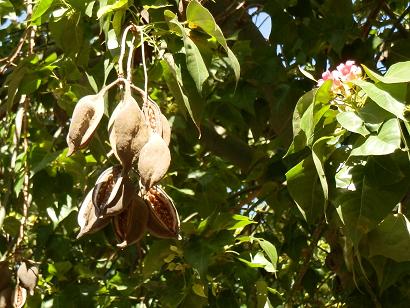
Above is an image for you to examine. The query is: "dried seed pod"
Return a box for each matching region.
[0,287,11,308]
[66,94,104,156]
[0,262,11,291]
[113,195,149,248]
[11,285,26,308]
[103,176,134,217]
[160,113,171,146]
[109,89,150,171]
[92,166,124,215]
[77,190,110,239]
[138,133,171,190]
[17,262,38,295]
[142,100,162,134]
[144,186,180,239]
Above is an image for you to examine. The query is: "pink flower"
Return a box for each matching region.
[317,60,362,94]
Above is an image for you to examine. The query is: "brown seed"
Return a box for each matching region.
[113,195,149,248]
[138,133,171,190]
[17,262,38,295]
[11,285,26,308]
[144,186,180,239]
[109,89,150,171]
[160,113,171,146]
[77,189,110,239]
[66,94,104,156]
[92,166,124,215]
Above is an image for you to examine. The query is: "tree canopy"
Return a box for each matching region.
[0,0,409,307]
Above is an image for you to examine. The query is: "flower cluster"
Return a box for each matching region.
[318,60,362,95]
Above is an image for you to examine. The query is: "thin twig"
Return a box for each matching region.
[139,27,149,107]
[118,24,134,78]
[285,219,326,307]
[0,30,29,74]
[126,35,136,81]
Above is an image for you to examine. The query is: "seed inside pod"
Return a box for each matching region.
[12,285,27,308]
[138,133,171,190]
[17,262,38,295]
[144,186,180,239]
[109,89,150,171]
[77,189,110,239]
[92,165,124,215]
[113,195,149,248]
[102,176,134,217]
[66,94,104,156]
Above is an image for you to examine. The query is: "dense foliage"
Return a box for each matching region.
[0,0,409,307]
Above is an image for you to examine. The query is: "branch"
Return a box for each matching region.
[285,219,326,307]
[0,29,29,74]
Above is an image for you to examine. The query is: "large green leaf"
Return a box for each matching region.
[363,61,410,83]
[96,0,128,19]
[367,213,410,262]
[186,0,240,83]
[351,118,401,156]
[355,80,406,120]
[167,18,209,93]
[336,111,370,136]
[31,0,54,21]
[334,155,409,245]
[286,156,324,223]
[161,53,200,133]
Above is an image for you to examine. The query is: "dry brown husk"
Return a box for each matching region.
[0,287,11,308]
[77,190,110,239]
[0,262,11,291]
[142,100,162,134]
[11,285,26,308]
[160,113,171,146]
[17,262,38,295]
[92,166,124,215]
[108,87,149,172]
[66,94,104,156]
[144,186,180,239]
[113,195,149,248]
[138,133,171,190]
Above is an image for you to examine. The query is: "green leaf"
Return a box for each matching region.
[363,62,410,83]
[351,118,401,156]
[192,284,207,298]
[31,0,54,21]
[336,111,370,136]
[167,19,209,93]
[355,80,406,120]
[312,136,339,217]
[97,0,128,19]
[255,238,278,272]
[286,156,324,223]
[161,53,201,135]
[367,213,410,262]
[186,0,240,83]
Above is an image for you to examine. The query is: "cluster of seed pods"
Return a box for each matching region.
[66,80,180,247]
[0,261,39,308]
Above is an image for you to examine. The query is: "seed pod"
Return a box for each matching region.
[11,285,26,308]
[160,113,171,146]
[0,287,11,308]
[142,100,162,134]
[109,89,150,172]
[66,94,104,156]
[138,133,171,190]
[92,166,124,215]
[144,186,180,239]
[77,190,110,239]
[0,262,11,291]
[17,262,38,295]
[113,195,149,248]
